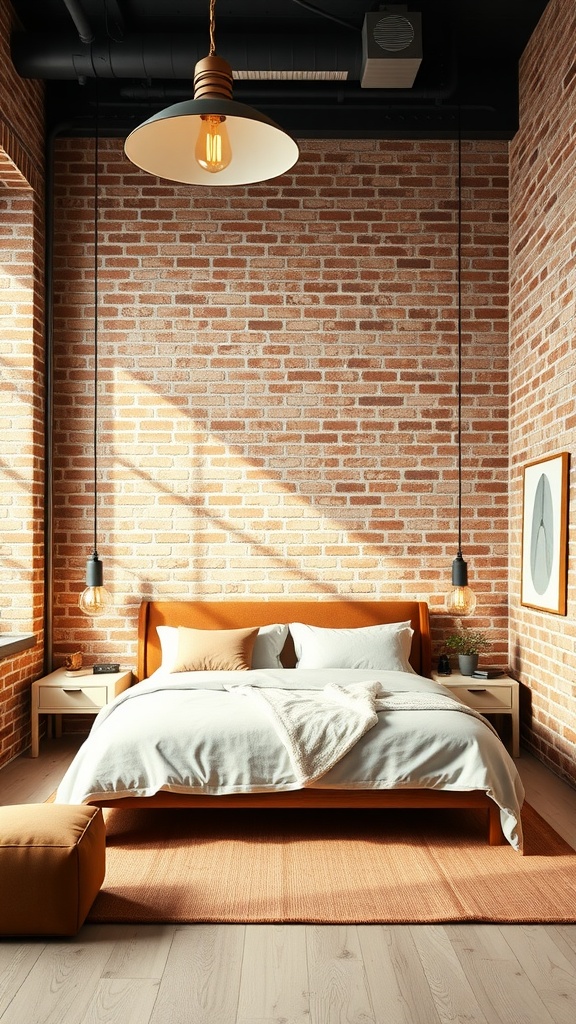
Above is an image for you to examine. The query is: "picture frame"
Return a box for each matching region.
[521,452,570,615]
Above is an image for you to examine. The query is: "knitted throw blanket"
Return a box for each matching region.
[227,681,497,786]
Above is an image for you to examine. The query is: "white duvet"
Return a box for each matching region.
[55,668,525,849]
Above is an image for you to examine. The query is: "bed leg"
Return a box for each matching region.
[488,802,505,845]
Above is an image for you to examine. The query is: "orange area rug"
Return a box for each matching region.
[87,804,576,924]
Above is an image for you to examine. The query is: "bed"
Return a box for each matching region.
[55,600,525,849]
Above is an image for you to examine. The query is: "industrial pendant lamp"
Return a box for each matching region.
[124,0,299,186]
[446,129,476,617]
[79,110,112,617]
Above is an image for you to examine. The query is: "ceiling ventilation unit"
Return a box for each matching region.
[361,7,422,88]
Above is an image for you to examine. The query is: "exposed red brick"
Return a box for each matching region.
[509,0,576,785]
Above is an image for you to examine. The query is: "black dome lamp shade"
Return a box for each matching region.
[124,0,299,186]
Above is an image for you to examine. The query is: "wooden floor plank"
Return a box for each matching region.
[498,924,576,1024]
[236,924,309,1024]
[306,925,375,1024]
[148,924,245,1024]
[0,929,117,1024]
[448,923,558,1024]
[357,924,442,1024]
[548,924,576,968]
[78,978,160,1024]
[0,942,46,1017]
[0,737,82,805]
[96,924,176,981]
[516,753,576,848]
[409,924,490,1024]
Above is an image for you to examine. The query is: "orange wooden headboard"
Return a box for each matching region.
[137,599,432,681]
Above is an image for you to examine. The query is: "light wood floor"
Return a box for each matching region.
[1,738,575,1024]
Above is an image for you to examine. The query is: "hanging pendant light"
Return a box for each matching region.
[446,127,476,617]
[124,0,299,186]
[79,104,112,617]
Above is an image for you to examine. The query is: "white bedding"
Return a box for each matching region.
[55,668,525,849]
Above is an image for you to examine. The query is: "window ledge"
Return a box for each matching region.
[0,633,36,660]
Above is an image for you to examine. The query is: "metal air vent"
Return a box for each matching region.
[361,8,422,88]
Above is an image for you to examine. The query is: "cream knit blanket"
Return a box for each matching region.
[227,681,497,786]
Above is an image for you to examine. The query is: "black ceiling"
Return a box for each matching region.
[10,0,551,139]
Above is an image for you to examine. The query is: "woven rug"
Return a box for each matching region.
[87,804,576,924]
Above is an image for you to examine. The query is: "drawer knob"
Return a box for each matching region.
[63,687,82,693]
[468,687,487,693]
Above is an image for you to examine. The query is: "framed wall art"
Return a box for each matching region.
[521,452,570,615]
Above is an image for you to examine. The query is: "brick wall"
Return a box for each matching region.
[51,136,510,672]
[3,0,574,783]
[0,0,45,766]
[0,0,44,180]
[509,0,576,784]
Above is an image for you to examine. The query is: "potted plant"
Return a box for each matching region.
[444,625,492,676]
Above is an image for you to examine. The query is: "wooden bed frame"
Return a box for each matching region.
[90,599,504,844]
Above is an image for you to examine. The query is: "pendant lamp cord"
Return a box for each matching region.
[92,90,99,558]
[208,0,216,55]
[456,122,463,557]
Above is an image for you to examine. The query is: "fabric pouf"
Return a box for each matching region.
[0,803,106,936]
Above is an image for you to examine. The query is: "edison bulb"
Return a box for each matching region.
[79,585,112,617]
[446,551,476,616]
[79,553,112,616]
[446,585,477,616]
[195,115,232,173]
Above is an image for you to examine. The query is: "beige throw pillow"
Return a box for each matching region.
[173,626,259,672]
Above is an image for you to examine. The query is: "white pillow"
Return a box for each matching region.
[289,620,415,673]
[250,623,289,669]
[156,623,289,672]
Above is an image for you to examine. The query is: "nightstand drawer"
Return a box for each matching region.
[36,684,109,712]
[450,684,513,712]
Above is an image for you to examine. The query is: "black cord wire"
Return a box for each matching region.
[92,90,99,558]
[457,119,462,556]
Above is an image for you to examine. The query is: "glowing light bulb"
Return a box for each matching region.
[79,585,112,617]
[79,553,112,617]
[446,551,476,616]
[446,585,476,616]
[195,115,232,173]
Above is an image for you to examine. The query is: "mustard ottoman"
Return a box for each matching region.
[0,803,106,936]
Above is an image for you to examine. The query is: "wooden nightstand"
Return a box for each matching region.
[432,671,520,758]
[31,668,132,757]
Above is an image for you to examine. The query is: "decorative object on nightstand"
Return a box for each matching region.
[64,650,83,671]
[444,625,491,676]
[432,669,520,757]
[63,651,85,677]
[436,653,452,676]
[445,125,477,617]
[30,667,132,757]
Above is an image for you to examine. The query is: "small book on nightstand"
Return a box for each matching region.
[471,668,505,679]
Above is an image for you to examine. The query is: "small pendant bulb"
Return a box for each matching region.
[79,553,112,617]
[446,552,476,616]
